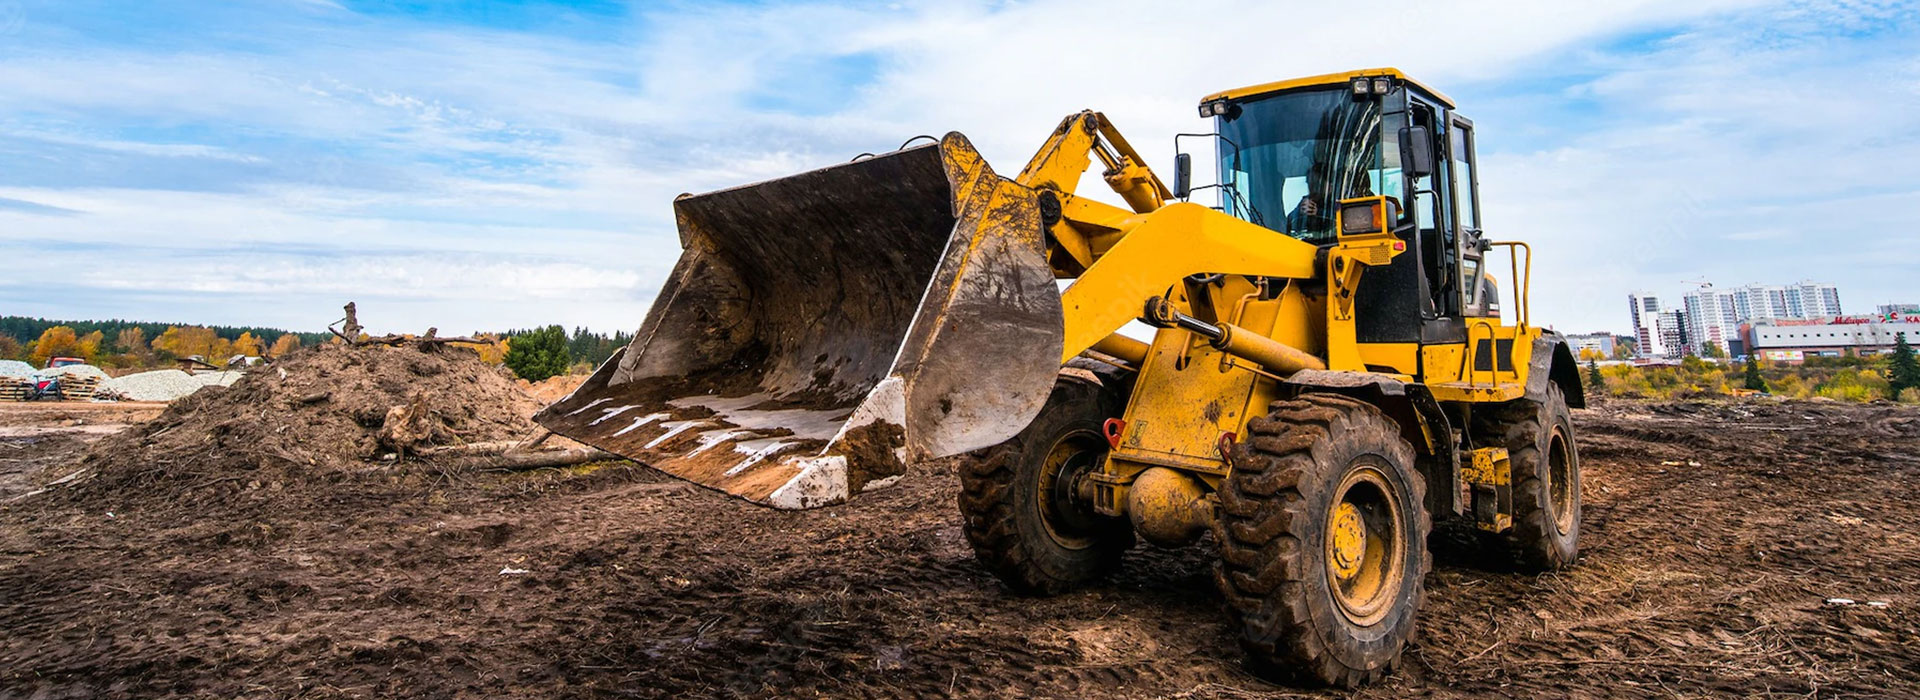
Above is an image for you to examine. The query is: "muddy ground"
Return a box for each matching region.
[3,396,1917,698]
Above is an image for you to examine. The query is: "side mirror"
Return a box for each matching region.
[1399,126,1434,179]
[1172,153,1192,200]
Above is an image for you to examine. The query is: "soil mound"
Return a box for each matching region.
[518,373,588,404]
[61,342,542,508]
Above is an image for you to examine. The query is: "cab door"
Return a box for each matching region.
[1449,114,1493,319]
[1404,95,1464,341]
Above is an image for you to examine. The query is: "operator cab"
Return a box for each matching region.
[1192,69,1493,343]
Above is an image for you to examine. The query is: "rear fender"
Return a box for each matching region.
[1526,332,1585,408]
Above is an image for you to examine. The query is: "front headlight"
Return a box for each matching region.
[1340,201,1383,235]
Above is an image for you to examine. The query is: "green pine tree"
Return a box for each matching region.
[1586,359,1604,394]
[504,325,572,382]
[1890,332,1920,397]
[1743,356,1767,392]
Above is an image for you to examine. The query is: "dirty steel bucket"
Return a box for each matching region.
[535,133,1063,509]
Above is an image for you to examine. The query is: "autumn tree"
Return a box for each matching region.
[114,327,151,360]
[152,326,232,361]
[28,326,81,367]
[78,330,104,362]
[0,334,22,362]
[464,334,507,365]
[268,333,302,358]
[233,331,266,357]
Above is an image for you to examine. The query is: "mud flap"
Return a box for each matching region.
[536,134,1063,509]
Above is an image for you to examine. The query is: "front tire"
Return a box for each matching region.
[1213,394,1429,688]
[1474,383,1581,571]
[958,375,1133,595]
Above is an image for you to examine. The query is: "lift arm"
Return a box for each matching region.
[1015,111,1175,276]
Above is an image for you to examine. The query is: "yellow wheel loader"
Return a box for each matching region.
[537,68,1584,687]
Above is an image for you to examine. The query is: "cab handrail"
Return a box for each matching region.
[1488,241,1531,331]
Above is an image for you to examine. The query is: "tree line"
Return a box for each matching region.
[0,317,331,350]
[0,316,333,369]
[499,326,634,382]
[1586,332,1920,404]
[0,316,636,381]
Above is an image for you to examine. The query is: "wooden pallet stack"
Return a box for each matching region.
[0,377,30,401]
[57,375,102,401]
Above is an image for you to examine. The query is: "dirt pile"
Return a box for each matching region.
[60,342,543,509]
[518,373,588,404]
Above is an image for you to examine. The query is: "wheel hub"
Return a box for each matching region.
[1324,463,1405,627]
[1329,502,1367,579]
[1037,432,1106,549]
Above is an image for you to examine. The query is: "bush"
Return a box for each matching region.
[1771,373,1808,399]
[1588,358,1911,403]
[504,325,571,382]
[1813,369,1887,402]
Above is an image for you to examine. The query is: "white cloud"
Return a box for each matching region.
[1483,1,1920,331]
[2,0,1912,338]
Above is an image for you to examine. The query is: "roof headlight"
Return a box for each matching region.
[1351,78,1370,97]
[1372,77,1392,95]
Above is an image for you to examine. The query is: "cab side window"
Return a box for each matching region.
[1451,124,1478,235]
[1450,120,1484,311]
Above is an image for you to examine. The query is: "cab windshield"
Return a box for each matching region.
[1216,87,1395,243]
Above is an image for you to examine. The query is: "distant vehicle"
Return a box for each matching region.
[45,357,85,369]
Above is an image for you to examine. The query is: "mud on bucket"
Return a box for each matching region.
[536,134,1064,509]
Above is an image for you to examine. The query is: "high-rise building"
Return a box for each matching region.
[1656,310,1688,359]
[1878,303,1920,318]
[1724,281,1841,321]
[1790,281,1843,318]
[1730,284,1791,322]
[1682,284,1740,356]
[1633,282,1840,358]
[1627,292,1663,357]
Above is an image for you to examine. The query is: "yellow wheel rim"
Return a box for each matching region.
[1548,426,1576,535]
[1324,461,1405,627]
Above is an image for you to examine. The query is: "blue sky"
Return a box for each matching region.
[0,0,1915,336]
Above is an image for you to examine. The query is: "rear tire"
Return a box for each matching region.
[958,375,1133,594]
[1474,384,1581,571]
[1213,394,1429,688]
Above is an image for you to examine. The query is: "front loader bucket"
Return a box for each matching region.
[536,134,1063,509]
